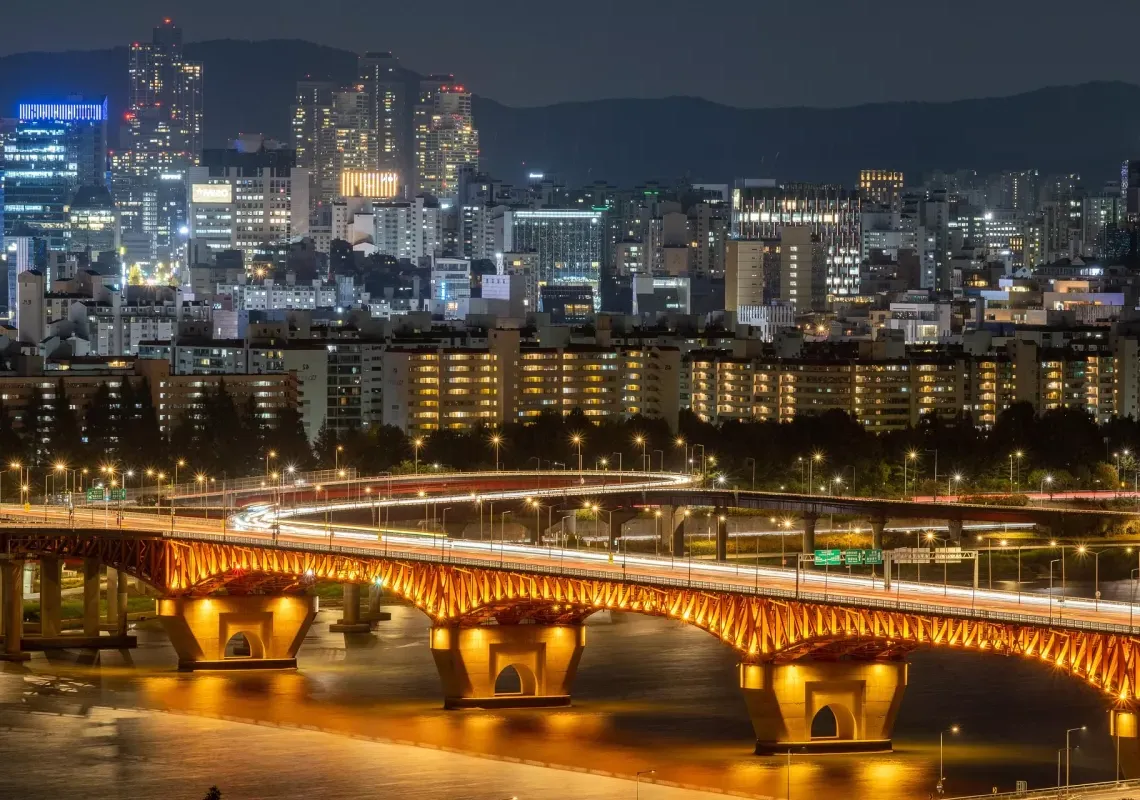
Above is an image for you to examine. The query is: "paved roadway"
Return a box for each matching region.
[3,467,1140,637]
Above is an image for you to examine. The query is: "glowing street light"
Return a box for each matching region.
[490,433,504,471]
[412,437,425,474]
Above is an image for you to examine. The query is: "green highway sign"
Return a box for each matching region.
[86,488,105,501]
[844,549,865,565]
[814,549,841,566]
[110,489,127,501]
[864,549,884,566]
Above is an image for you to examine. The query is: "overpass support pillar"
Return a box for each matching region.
[608,509,639,551]
[870,517,886,551]
[947,519,963,544]
[330,583,372,633]
[663,506,687,556]
[430,623,585,709]
[740,659,907,754]
[1112,708,1140,778]
[715,511,729,562]
[0,559,29,661]
[82,559,101,637]
[802,514,818,554]
[39,556,62,637]
[115,570,128,636]
[157,594,318,670]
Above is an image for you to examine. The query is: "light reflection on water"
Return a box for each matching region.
[2,601,1125,799]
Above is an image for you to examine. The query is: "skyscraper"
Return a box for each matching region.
[858,170,904,208]
[292,79,337,208]
[120,18,201,274]
[3,98,109,252]
[127,19,203,170]
[503,209,606,304]
[357,52,414,179]
[415,83,479,200]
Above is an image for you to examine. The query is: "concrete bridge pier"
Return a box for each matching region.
[608,509,639,551]
[947,519,964,544]
[329,583,372,633]
[0,559,30,661]
[39,556,62,637]
[430,623,585,709]
[870,517,886,550]
[715,511,729,561]
[662,506,688,556]
[82,558,101,637]
[740,659,907,754]
[157,594,318,670]
[1112,708,1140,778]
[802,514,818,554]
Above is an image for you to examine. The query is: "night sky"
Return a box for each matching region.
[3,0,1140,108]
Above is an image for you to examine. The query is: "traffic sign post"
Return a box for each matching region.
[844,549,865,566]
[86,487,105,502]
[110,489,127,501]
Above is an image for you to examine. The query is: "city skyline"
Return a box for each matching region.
[4,0,1140,109]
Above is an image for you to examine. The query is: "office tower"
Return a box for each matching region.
[127,19,202,170]
[358,52,414,177]
[187,136,309,262]
[3,98,109,252]
[414,75,453,191]
[503,209,606,303]
[292,79,337,208]
[415,82,479,200]
[725,240,766,312]
[732,180,861,300]
[121,19,201,276]
[859,170,904,208]
[779,226,827,312]
[689,202,728,278]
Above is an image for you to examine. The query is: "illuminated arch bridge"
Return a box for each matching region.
[4,527,1140,758]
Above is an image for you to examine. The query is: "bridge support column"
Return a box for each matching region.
[0,559,30,661]
[608,510,639,551]
[947,519,964,544]
[39,556,62,637]
[330,583,372,633]
[82,559,101,637]
[105,567,118,625]
[802,514,818,554]
[157,594,318,670]
[715,511,728,562]
[1112,708,1140,778]
[870,517,886,550]
[740,659,907,754]
[665,507,687,556]
[430,623,585,709]
[115,570,128,636]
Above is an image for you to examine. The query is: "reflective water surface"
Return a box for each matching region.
[0,586,1125,800]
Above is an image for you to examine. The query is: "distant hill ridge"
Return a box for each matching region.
[2,39,1138,186]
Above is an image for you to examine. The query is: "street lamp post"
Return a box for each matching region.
[634,434,648,472]
[412,437,425,474]
[949,473,963,499]
[1077,546,1103,609]
[1049,558,1061,620]
[744,457,757,491]
[635,769,656,799]
[904,450,918,500]
[674,437,687,472]
[1041,474,1054,497]
[571,434,584,480]
[1066,726,1086,790]
[1009,450,1023,494]
[938,725,960,796]
[490,434,503,471]
[808,452,823,497]
[266,449,276,477]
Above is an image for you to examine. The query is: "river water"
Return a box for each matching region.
[0,583,1126,800]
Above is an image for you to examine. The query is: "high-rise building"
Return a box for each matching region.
[187,136,309,261]
[68,185,120,263]
[372,196,443,261]
[779,226,827,312]
[358,52,414,178]
[121,19,202,276]
[3,98,109,252]
[725,239,766,312]
[415,82,479,200]
[126,19,202,171]
[732,180,861,300]
[858,170,904,208]
[292,79,337,208]
[503,209,606,304]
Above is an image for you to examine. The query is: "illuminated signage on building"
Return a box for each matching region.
[18,101,107,122]
[191,184,233,204]
[339,170,399,199]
